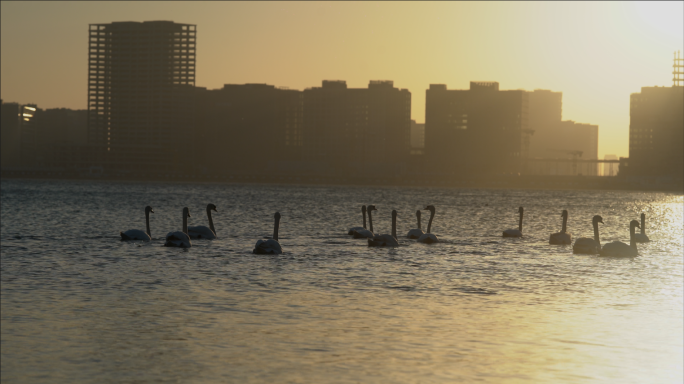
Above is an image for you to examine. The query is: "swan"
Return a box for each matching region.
[407,210,425,239]
[120,206,154,241]
[632,213,650,243]
[253,212,283,254]
[368,209,399,247]
[417,205,439,243]
[348,205,367,235]
[572,215,603,254]
[164,207,192,248]
[188,203,217,239]
[549,210,572,244]
[599,220,640,257]
[502,206,524,237]
[353,205,375,239]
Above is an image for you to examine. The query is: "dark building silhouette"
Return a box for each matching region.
[624,85,684,178]
[527,89,562,159]
[194,84,303,174]
[1,101,22,168]
[303,80,411,176]
[425,82,528,176]
[87,21,196,171]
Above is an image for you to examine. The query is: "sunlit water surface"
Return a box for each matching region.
[1,180,682,383]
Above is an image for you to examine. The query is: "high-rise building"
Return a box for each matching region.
[425,82,528,176]
[625,85,684,178]
[527,89,562,159]
[87,21,197,171]
[302,80,411,175]
[1,101,21,168]
[410,120,425,149]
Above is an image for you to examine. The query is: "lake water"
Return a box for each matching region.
[1,179,682,383]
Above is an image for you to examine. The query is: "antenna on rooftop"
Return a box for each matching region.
[674,51,683,87]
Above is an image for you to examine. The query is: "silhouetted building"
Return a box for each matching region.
[527,89,562,159]
[87,21,197,171]
[303,80,411,175]
[1,101,21,168]
[624,85,684,178]
[425,82,528,176]
[410,120,425,149]
[35,108,89,169]
[194,84,303,174]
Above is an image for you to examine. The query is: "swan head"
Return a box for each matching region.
[518,206,524,214]
[641,212,645,219]
[183,207,191,217]
[592,215,604,225]
[392,210,397,219]
[367,205,377,212]
[424,205,436,214]
[561,210,568,218]
[362,205,366,213]
[630,220,640,231]
[207,203,217,212]
[416,210,421,217]
[274,212,281,220]
[145,206,154,214]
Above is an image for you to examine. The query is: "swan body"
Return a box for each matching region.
[407,210,425,239]
[121,206,154,241]
[165,207,192,248]
[353,205,375,239]
[254,212,283,254]
[417,205,439,244]
[633,213,650,243]
[599,220,640,257]
[573,215,603,254]
[549,210,572,244]
[368,209,399,247]
[503,207,524,238]
[348,205,367,236]
[188,203,217,239]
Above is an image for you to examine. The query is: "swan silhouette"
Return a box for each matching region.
[120,206,154,241]
[353,205,375,239]
[572,215,603,254]
[549,210,572,244]
[348,205,367,236]
[188,203,217,239]
[407,210,425,239]
[253,212,283,254]
[599,220,640,257]
[164,207,192,248]
[417,205,439,243]
[368,209,399,247]
[632,213,650,243]
[502,207,524,237]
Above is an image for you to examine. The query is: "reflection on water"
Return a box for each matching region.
[1,180,682,383]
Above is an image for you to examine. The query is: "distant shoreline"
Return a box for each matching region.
[2,170,682,194]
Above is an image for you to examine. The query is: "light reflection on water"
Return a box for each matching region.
[1,180,682,383]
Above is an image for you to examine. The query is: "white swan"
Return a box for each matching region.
[353,205,375,239]
[165,207,192,248]
[120,206,154,241]
[368,209,399,247]
[549,209,572,245]
[632,213,650,243]
[188,203,217,239]
[573,215,603,254]
[599,220,640,257]
[348,205,368,235]
[503,207,524,237]
[253,212,283,254]
[417,205,439,243]
[407,210,425,239]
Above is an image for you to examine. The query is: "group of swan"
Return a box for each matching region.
[348,205,440,247]
[121,203,282,253]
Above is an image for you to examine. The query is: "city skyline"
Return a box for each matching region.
[1,1,683,160]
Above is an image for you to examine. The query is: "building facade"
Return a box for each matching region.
[425,82,528,176]
[87,21,197,171]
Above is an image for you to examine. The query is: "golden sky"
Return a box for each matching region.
[1,1,682,159]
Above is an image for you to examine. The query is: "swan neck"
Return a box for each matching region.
[518,211,523,232]
[593,221,600,244]
[561,215,567,233]
[641,215,645,235]
[207,208,216,234]
[417,211,422,230]
[273,215,280,241]
[182,211,188,234]
[362,208,367,229]
[427,209,435,233]
[392,213,397,239]
[368,210,373,233]
[630,225,636,249]
[145,210,151,237]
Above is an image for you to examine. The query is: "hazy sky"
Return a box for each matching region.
[1,1,682,158]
